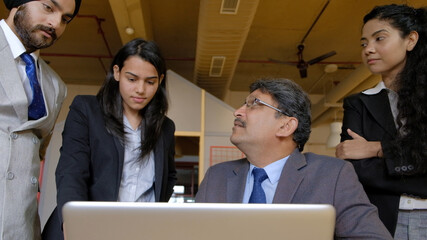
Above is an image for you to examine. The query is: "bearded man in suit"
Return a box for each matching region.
[196,78,392,239]
[0,0,81,239]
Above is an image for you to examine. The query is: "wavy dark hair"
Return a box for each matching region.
[250,78,311,152]
[96,38,168,158]
[364,4,427,175]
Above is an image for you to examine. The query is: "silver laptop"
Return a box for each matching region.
[62,201,335,240]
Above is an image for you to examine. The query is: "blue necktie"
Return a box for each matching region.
[249,168,268,203]
[21,53,46,120]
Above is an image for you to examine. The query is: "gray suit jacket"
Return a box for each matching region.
[196,149,393,239]
[0,27,67,240]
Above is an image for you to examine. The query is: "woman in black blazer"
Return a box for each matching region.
[42,38,177,239]
[336,4,427,238]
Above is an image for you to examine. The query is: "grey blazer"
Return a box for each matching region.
[0,27,67,240]
[196,149,393,239]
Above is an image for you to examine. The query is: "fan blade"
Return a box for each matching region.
[307,51,336,65]
[299,68,308,78]
[268,58,298,66]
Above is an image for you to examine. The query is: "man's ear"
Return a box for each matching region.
[5,8,18,29]
[277,117,298,137]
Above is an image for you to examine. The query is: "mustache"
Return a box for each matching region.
[34,24,57,40]
[234,118,246,127]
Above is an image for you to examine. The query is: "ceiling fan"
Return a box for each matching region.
[269,44,336,78]
[268,0,336,78]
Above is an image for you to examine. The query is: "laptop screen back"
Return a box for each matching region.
[62,201,335,240]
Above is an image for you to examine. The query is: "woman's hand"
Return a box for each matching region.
[335,129,382,160]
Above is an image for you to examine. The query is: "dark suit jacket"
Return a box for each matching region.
[341,90,427,235]
[42,95,177,240]
[196,149,392,239]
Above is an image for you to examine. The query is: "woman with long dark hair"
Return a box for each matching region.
[336,4,427,238]
[42,38,177,239]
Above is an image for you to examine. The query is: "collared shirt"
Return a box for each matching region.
[117,116,155,202]
[362,81,399,129]
[242,156,289,203]
[0,19,40,104]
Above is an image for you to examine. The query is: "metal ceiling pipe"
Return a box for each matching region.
[311,73,380,127]
[312,108,341,128]
[311,64,372,124]
[74,15,113,57]
[40,14,113,59]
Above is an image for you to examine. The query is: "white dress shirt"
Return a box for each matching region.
[0,19,40,104]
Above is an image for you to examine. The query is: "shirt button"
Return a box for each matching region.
[7,172,14,180]
[10,133,18,139]
[32,137,39,144]
[31,177,38,185]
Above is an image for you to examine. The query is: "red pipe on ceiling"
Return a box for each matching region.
[41,15,361,66]
[40,14,113,59]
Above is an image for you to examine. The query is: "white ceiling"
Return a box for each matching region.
[1,0,425,126]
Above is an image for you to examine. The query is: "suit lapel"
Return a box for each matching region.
[360,91,397,136]
[38,59,54,118]
[113,136,125,198]
[227,160,249,203]
[273,149,306,203]
[154,133,165,201]
[0,29,28,122]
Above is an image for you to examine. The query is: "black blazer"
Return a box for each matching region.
[341,90,427,235]
[42,95,177,240]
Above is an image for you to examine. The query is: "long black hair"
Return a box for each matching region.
[364,4,427,175]
[97,38,168,158]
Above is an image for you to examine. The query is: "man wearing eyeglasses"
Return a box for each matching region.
[196,78,392,239]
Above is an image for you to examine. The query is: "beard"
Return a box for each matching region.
[13,5,58,52]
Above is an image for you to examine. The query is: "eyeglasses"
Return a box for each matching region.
[244,96,290,116]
